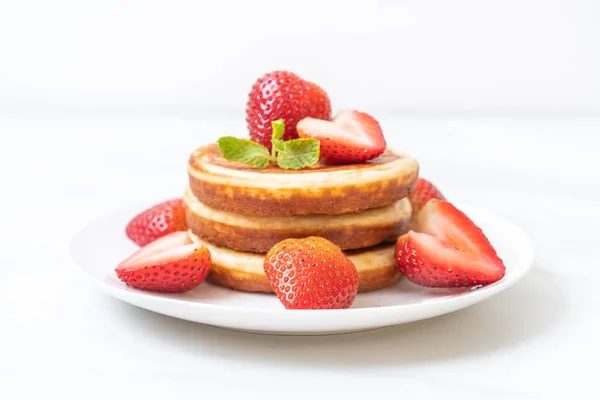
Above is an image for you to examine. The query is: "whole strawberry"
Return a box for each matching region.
[408,178,445,217]
[116,231,211,293]
[246,71,332,150]
[125,198,188,247]
[263,236,359,310]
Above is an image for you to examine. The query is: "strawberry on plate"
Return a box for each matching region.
[246,71,332,150]
[125,198,188,247]
[396,199,506,288]
[263,236,359,310]
[297,109,387,164]
[408,178,446,217]
[116,231,211,293]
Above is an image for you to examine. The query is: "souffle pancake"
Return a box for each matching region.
[187,143,420,217]
[184,186,412,253]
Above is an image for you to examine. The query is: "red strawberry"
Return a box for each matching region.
[246,71,332,150]
[297,109,387,164]
[125,198,188,247]
[395,199,506,288]
[408,178,446,217]
[263,236,359,310]
[116,231,211,293]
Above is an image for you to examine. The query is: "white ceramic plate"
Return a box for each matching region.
[69,202,534,335]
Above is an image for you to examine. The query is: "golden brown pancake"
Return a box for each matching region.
[188,143,419,217]
[188,231,402,293]
[184,186,412,253]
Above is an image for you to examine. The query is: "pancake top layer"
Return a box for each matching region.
[189,143,410,175]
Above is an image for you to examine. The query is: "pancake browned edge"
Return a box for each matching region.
[187,143,419,217]
[184,187,412,253]
[189,232,402,294]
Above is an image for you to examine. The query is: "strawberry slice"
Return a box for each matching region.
[116,231,211,293]
[297,109,387,164]
[395,199,506,288]
[408,178,446,217]
[125,198,188,247]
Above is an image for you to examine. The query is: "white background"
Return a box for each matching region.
[1,1,600,399]
[1,0,599,115]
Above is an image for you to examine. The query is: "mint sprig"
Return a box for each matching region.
[216,120,320,170]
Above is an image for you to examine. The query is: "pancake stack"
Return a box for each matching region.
[184,143,420,293]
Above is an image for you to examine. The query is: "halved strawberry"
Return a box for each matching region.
[125,198,188,247]
[297,109,387,164]
[116,231,211,293]
[408,178,446,217]
[395,199,505,288]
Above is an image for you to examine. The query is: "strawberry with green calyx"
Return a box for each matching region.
[217,119,320,170]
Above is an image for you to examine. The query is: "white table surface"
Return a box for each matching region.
[1,111,598,399]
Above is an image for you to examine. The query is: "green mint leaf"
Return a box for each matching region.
[277,138,321,170]
[216,136,271,168]
[271,119,286,154]
[271,119,285,141]
[272,139,285,153]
